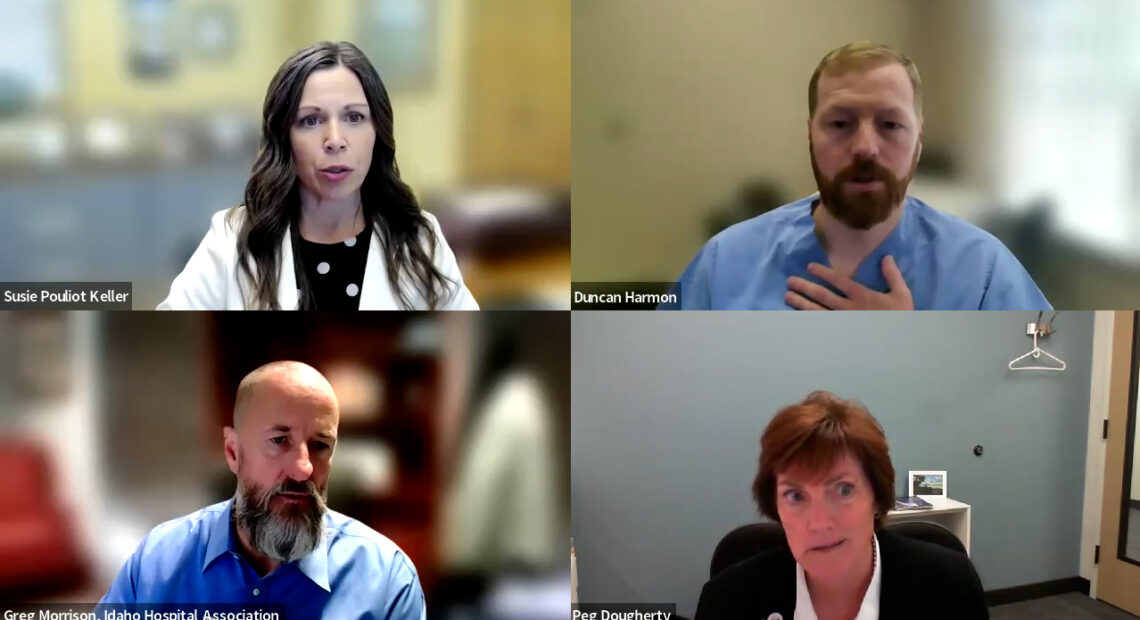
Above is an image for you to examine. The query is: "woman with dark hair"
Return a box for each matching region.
[695,392,987,620]
[159,41,477,310]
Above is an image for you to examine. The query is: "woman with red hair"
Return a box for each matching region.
[695,391,987,619]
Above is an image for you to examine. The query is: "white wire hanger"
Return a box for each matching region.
[1008,312,1066,372]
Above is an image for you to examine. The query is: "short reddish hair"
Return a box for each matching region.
[808,41,923,123]
[752,391,896,530]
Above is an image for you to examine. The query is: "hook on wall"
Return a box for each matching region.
[1010,313,1066,372]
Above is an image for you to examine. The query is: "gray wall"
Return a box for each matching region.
[571,311,1094,617]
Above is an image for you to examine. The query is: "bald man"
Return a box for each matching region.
[99,361,425,619]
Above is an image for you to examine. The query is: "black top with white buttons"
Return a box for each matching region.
[295,227,371,310]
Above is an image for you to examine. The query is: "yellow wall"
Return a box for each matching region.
[463,0,571,185]
[912,1,1003,195]
[64,0,468,193]
[65,0,285,113]
[572,0,920,280]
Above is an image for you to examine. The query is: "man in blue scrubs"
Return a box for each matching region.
[99,361,425,619]
[662,42,1050,310]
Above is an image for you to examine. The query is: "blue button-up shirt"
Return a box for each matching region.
[661,195,1051,310]
[99,499,426,619]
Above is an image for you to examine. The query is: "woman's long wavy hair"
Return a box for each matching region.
[232,41,454,309]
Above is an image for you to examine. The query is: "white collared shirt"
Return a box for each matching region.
[793,534,881,620]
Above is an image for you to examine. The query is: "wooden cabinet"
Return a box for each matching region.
[462,0,570,185]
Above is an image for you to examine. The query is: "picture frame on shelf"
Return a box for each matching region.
[908,470,947,499]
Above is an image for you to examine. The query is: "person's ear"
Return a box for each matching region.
[223,426,240,475]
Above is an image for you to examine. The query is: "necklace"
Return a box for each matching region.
[871,534,878,574]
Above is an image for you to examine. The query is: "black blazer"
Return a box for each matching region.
[694,529,988,620]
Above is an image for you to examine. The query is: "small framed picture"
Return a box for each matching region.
[908,470,947,499]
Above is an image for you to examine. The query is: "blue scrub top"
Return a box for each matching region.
[661,195,1051,310]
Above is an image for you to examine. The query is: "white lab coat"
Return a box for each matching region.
[157,207,480,310]
[442,371,558,571]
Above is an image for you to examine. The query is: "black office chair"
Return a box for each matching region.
[710,520,965,579]
[886,520,967,555]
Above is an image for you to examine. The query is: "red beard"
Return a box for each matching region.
[810,146,918,230]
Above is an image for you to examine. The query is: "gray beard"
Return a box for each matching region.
[232,479,328,563]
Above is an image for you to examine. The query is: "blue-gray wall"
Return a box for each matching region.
[571,311,1094,617]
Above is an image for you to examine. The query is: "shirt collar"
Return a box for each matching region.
[295,525,332,592]
[201,498,332,592]
[202,499,237,572]
[792,195,915,292]
[804,194,914,248]
[794,533,881,620]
